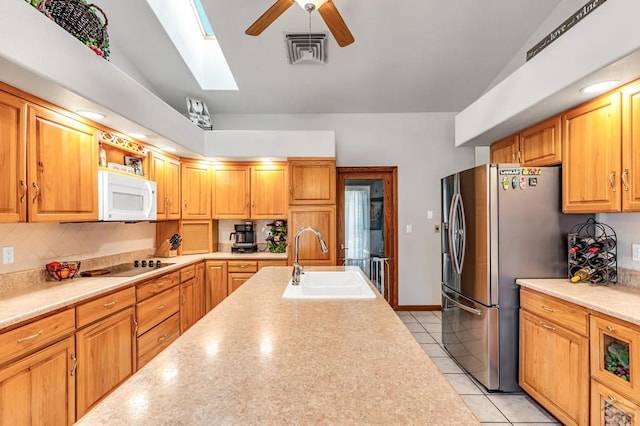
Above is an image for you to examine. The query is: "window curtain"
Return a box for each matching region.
[344,187,370,274]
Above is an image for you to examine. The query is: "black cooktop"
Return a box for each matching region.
[81,261,175,277]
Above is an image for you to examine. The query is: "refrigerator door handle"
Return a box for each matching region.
[457,194,466,272]
[442,290,482,316]
[449,193,466,274]
[447,194,458,271]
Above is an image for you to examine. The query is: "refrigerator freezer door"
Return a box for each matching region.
[442,286,499,390]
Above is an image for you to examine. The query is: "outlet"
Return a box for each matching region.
[633,244,640,262]
[2,246,14,264]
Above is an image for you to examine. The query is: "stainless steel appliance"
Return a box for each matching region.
[230,222,257,253]
[441,164,592,392]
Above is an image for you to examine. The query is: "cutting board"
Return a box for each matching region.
[80,269,110,277]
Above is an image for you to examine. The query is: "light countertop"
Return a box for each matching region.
[76,267,479,425]
[516,278,640,325]
[0,252,286,330]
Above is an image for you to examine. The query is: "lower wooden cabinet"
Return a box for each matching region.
[0,335,76,425]
[258,260,288,270]
[137,314,180,369]
[180,263,205,333]
[227,260,257,295]
[205,261,228,312]
[591,379,640,425]
[519,290,589,426]
[75,306,136,417]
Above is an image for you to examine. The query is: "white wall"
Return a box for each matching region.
[598,213,640,271]
[212,113,475,306]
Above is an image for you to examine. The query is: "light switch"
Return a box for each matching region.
[427,210,433,219]
[406,224,413,233]
[633,244,640,262]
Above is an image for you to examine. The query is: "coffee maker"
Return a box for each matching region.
[230,222,257,253]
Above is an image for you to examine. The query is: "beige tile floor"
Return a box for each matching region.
[398,311,561,425]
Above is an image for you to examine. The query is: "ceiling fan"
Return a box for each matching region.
[245,0,354,47]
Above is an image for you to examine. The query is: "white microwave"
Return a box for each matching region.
[98,171,157,221]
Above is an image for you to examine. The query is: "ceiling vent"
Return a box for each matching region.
[285,33,327,64]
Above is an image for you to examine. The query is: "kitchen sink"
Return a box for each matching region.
[282,270,376,299]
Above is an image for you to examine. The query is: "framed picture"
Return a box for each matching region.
[124,155,144,176]
[370,197,383,230]
[186,96,213,130]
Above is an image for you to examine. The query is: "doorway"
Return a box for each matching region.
[337,167,398,309]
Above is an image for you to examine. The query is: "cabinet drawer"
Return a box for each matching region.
[0,308,75,364]
[136,271,180,301]
[520,289,589,336]
[591,379,640,425]
[258,260,288,270]
[227,260,257,273]
[77,287,136,328]
[136,285,180,336]
[180,264,196,282]
[137,313,180,368]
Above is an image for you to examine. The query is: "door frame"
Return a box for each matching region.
[337,167,398,309]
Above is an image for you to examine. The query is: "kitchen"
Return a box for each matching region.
[2,0,640,424]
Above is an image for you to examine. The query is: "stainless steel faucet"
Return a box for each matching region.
[291,226,328,285]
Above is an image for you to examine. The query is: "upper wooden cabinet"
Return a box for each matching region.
[211,162,288,220]
[562,92,622,213]
[489,116,562,166]
[150,151,181,220]
[0,90,26,223]
[289,159,336,205]
[622,82,640,211]
[181,160,211,219]
[288,205,336,266]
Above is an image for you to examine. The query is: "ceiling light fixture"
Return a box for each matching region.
[579,80,620,94]
[128,133,147,139]
[162,147,177,153]
[76,110,106,120]
[295,0,328,11]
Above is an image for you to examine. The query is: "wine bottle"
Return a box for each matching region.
[570,266,596,283]
[597,236,617,251]
[569,239,589,253]
[588,252,616,268]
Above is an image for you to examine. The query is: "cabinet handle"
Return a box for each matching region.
[157,334,167,343]
[539,322,556,331]
[19,180,27,203]
[133,319,138,336]
[622,169,630,191]
[31,182,40,204]
[239,265,247,268]
[540,305,556,313]
[517,151,522,163]
[156,281,166,288]
[606,325,616,332]
[184,200,188,210]
[607,395,617,403]
[609,171,617,192]
[16,330,43,343]
[181,294,185,305]
[157,304,166,310]
[70,353,77,377]
[103,300,118,308]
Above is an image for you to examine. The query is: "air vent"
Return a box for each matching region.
[285,32,327,64]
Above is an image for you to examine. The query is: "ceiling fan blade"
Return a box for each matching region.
[246,0,296,36]
[317,1,354,47]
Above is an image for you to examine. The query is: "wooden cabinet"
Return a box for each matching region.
[181,160,211,219]
[227,260,257,295]
[562,92,622,213]
[136,285,180,336]
[180,220,214,254]
[211,162,288,219]
[150,151,180,220]
[622,82,640,211]
[288,205,336,266]
[137,314,180,369]
[75,306,136,417]
[519,115,562,166]
[490,134,519,163]
[0,90,27,223]
[0,335,76,426]
[258,259,288,270]
[591,379,640,425]
[205,261,228,312]
[289,158,336,205]
[180,263,205,333]
[519,289,589,426]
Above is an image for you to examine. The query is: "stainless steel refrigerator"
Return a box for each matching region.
[440,164,592,392]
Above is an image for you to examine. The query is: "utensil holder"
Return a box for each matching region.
[155,239,177,258]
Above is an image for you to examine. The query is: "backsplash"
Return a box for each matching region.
[0,222,155,274]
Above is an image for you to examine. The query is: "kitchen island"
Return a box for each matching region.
[76,267,479,425]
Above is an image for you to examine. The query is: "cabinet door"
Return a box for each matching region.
[251,164,288,219]
[228,272,254,294]
[76,307,136,417]
[0,90,26,223]
[622,83,640,211]
[519,309,589,426]
[563,92,622,213]
[205,261,228,312]
[520,115,562,166]
[195,262,205,321]
[181,161,211,219]
[211,165,249,219]
[27,105,98,222]
[289,159,336,205]
[288,205,336,266]
[590,379,640,426]
[0,335,75,426]
[489,134,519,163]
[180,278,196,333]
[150,153,167,219]
[166,158,181,219]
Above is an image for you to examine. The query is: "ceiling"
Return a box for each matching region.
[102,0,561,117]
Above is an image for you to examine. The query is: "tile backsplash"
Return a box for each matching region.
[0,222,155,274]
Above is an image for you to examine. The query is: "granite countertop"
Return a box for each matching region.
[516,278,640,326]
[0,252,287,330]
[76,267,479,425]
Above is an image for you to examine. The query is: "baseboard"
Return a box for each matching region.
[395,305,441,311]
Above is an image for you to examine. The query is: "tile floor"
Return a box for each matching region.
[398,311,561,425]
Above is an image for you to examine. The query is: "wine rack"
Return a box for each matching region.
[568,218,617,285]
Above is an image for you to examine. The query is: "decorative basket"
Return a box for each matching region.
[37,0,110,59]
[46,260,81,281]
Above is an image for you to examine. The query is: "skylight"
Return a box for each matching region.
[190,0,215,38]
[147,0,238,90]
